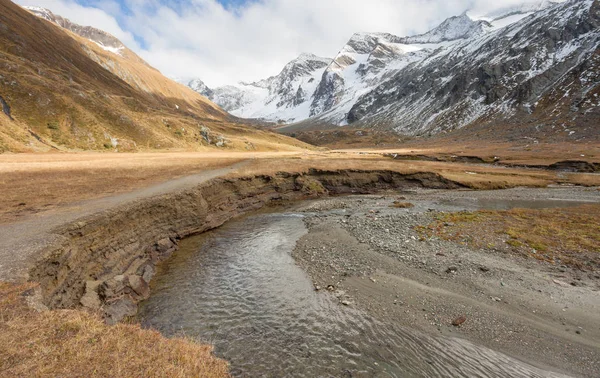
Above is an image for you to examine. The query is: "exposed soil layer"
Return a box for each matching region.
[385,154,600,173]
[29,169,462,323]
[291,188,600,378]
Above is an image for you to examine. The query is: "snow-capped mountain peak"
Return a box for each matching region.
[187,52,333,123]
[188,78,213,98]
[401,12,491,44]
[187,0,597,140]
[477,0,563,21]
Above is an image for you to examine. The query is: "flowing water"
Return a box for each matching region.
[139,211,570,377]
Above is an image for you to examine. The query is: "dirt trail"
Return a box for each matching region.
[0,160,249,281]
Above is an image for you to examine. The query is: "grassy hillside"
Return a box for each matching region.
[0,1,309,152]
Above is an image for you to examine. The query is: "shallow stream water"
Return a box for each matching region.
[139,209,571,377]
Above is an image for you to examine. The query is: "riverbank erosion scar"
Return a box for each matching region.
[29,169,463,323]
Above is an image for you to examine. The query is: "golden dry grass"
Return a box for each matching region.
[419,205,600,270]
[1,151,598,224]
[334,141,600,165]
[566,173,600,187]
[0,152,249,223]
[390,201,414,208]
[0,282,229,378]
[229,156,562,189]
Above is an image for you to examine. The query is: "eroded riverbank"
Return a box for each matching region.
[26,168,461,323]
[139,193,595,377]
[7,163,598,377]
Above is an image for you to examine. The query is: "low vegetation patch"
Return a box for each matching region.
[390,201,414,208]
[417,205,600,270]
[0,282,229,377]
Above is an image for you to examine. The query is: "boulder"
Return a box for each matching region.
[104,298,137,325]
[80,280,102,310]
[127,275,150,299]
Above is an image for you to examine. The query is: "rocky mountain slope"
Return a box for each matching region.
[24,6,126,54]
[343,0,599,139]
[0,2,308,152]
[189,53,332,123]
[189,0,598,141]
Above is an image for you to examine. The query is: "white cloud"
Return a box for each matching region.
[14,0,562,87]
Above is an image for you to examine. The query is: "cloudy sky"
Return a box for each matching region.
[14,0,554,86]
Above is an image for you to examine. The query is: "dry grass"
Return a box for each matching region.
[419,205,600,270]
[229,156,564,189]
[0,282,229,378]
[0,152,250,223]
[390,201,414,208]
[335,141,600,166]
[565,173,600,187]
[1,151,598,224]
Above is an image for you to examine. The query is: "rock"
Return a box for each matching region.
[104,298,137,325]
[479,266,490,272]
[326,285,335,291]
[215,135,229,148]
[341,300,352,306]
[127,275,150,299]
[140,264,155,283]
[452,316,467,326]
[156,238,175,254]
[491,297,502,302]
[553,279,570,287]
[99,275,126,298]
[314,285,321,291]
[23,286,49,313]
[576,330,582,335]
[80,280,102,310]
[446,266,458,274]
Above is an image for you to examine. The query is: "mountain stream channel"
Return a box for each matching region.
[139,187,600,378]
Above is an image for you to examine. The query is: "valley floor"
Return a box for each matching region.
[0,148,599,377]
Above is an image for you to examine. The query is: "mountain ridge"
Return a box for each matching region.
[187,0,598,142]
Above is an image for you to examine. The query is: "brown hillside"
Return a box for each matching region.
[0,0,309,152]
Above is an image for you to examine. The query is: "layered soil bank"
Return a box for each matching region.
[385,153,600,173]
[29,169,462,323]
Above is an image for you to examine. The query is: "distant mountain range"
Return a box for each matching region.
[187,0,599,141]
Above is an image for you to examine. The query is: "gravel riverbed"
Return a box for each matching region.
[291,187,600,378]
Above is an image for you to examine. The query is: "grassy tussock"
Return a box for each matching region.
[390,201,414,208]
[0,283,229,378]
